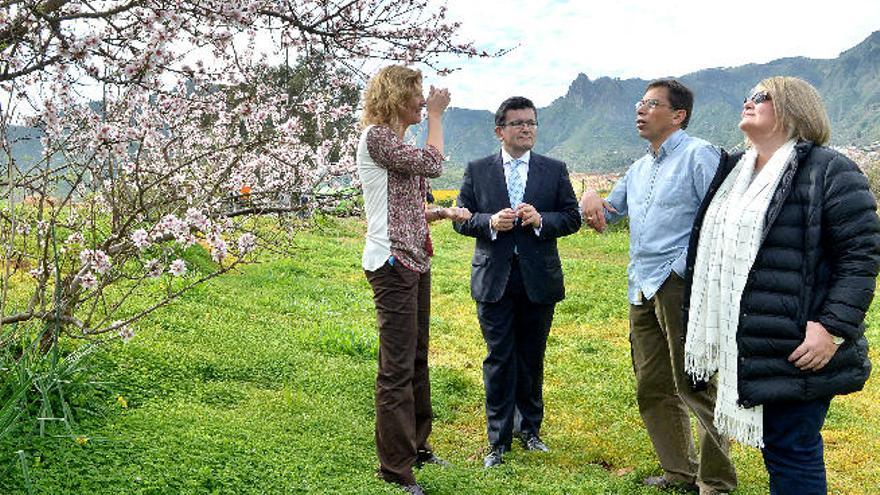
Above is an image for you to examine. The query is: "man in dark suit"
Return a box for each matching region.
[454,96,581,468]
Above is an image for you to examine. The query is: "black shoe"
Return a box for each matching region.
[643,475,699,493]
[402,483,426,495]
[414,449,451,468]
[483,445,506,468]
[518,432,550,452]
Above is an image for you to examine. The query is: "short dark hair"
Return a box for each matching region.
[646,79,693,129]
[494,96,537,127]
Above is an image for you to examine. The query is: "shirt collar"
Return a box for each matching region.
[502,149,531,166]
[647,129,687,160]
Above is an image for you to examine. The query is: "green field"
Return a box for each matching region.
[2,217,879,494]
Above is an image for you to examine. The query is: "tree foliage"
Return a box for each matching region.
[0,0,493,340]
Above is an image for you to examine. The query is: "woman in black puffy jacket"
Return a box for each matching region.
[682,76,880,495]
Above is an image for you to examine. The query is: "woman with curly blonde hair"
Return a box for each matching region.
[357,65,470,495]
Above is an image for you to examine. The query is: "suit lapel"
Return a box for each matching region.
[488,152,510,208]
[523,153,546,206]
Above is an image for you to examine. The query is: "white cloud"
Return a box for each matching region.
[421,0,880,110]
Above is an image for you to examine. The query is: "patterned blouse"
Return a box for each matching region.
[357,124,443,273]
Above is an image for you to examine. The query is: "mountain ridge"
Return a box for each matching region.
[428,30,880,187]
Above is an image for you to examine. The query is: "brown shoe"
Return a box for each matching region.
[643,475,699,493]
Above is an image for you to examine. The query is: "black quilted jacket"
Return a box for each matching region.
[682,140,880,407]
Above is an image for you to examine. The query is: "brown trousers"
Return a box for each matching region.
[629,273,737,493]
[365,261,432,486]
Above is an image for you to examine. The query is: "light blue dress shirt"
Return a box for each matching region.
[502,149,531,186]
[604,129,720,305]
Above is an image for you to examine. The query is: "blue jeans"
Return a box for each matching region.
[762,397,832,495]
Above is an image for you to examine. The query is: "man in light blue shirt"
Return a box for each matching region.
[580,79,737,495]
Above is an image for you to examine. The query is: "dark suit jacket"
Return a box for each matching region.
[454,152,581,304]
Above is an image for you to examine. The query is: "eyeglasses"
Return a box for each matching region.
[500,120,538,129]
[744,91,771,105]
[634,99,672,111]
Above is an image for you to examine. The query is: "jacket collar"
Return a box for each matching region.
[759,139,814,242]
[501,149,531,166]
[794,139,815,161]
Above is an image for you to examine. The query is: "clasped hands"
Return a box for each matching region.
[490,203,541,231]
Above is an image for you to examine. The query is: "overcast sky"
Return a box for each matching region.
[420,0,880,111]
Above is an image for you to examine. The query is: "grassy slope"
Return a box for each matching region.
[2,217,879,494]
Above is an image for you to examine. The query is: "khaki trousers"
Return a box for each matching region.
[629,273,737,493]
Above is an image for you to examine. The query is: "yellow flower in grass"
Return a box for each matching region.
[431,189,458,202]
[117,395,128,408]
[74,436,89,446]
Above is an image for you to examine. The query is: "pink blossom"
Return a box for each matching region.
[115,321,135,342]
[185,208,208,232]
[80,249,112,274]
[169,259,187,276]
[209,234,228,263]
[237,233,256,254]
[29,265,45,278]
[96,124,113,142]
[145,259,163,278]
[131,229,150,249]
[79,272,97,290]
[66,232,84,245]
[154,214,188,244]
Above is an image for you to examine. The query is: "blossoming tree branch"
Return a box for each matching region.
[0,0,492,345]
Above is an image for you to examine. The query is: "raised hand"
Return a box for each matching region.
[426,85,451,116]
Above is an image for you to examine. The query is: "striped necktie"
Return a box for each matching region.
[507,159,525,207]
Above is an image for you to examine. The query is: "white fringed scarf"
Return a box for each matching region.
[684,139,797,448]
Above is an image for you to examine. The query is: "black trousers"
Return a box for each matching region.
[476,258,555,449]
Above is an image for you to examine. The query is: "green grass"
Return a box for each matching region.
[2,217,879,493]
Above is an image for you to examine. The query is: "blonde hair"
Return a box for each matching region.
[360,65,422,129]
[756,76,831,145]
